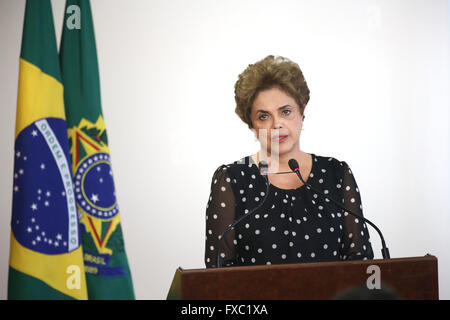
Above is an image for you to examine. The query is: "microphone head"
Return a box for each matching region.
[288,158,300,172]
[258,161,269,176]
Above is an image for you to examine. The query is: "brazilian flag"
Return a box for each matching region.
[8,0,87,300]
[60,0,135,299]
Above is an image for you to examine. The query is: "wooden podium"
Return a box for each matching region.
[167,255,438,300]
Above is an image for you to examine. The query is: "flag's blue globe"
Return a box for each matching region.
[74,152,118,220]
[11,118,79,254]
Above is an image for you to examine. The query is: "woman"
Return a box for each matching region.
[205,55,374,268]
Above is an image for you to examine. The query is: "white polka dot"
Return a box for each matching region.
[240,190,244,194]
[284,230,289,235]
[249,184,253,188]
[255,214,260,219]
[226,177,231,183]
[319,179,323,183]
[323,244,328,249]
[220,202,226,207]
[337,184,341,188]
[317,228,322,233]
[213,214,218,219]
[297,252,302,258]
[251,258,256,263]
[221,186,226,191]
[272,244,277,249]
[281,254,287,259]
[245,245,250,250]
[245,223,250,229]
[258,248,263,253]
[270,226,276,231]
[242,197,246,202]
[330,227,334,232]
[350,198,355,203]
[251,174,256,179]
[304,234,310,240]
[255,197,260,202]
[255,230,260,235]
[289,242,294,247]
[349,233,353,238]
[311,252,316,258]
[346,186,351,191]
[210,246,214,251]
[324,190,329,194]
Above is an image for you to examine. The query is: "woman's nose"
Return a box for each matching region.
[272,115,283,129]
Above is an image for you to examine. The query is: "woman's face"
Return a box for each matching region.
[250,86,304,157]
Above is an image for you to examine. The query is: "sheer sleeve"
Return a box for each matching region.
[339,161,374,261]
[204,165,238,268]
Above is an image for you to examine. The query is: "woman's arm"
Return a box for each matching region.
[204,165,238,268]
[339,161,375,261]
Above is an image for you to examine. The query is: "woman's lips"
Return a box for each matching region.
[273,135,288,142]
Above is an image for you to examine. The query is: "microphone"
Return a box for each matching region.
[216,161,270,268]
[288,158,390,259]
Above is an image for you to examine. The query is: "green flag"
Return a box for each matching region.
[59,0,135,299]
[8,0,87,300]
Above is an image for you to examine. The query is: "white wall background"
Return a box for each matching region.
[0,0,449,299]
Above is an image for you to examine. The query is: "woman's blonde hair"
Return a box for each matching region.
[234,55,310,129]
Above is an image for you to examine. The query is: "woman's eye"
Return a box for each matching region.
[259,114,269,121]
[283,109,291,116]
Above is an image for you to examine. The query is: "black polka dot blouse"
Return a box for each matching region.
[205,153,374,268]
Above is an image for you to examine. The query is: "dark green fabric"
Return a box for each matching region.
[60,0,102,127]
[20,0,61,82]
[8,267,74,300]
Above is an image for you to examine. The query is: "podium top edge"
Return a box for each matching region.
[177,255,437,274]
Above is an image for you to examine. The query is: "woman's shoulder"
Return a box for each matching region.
[312,153,352,174]
[210,155,256,182]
